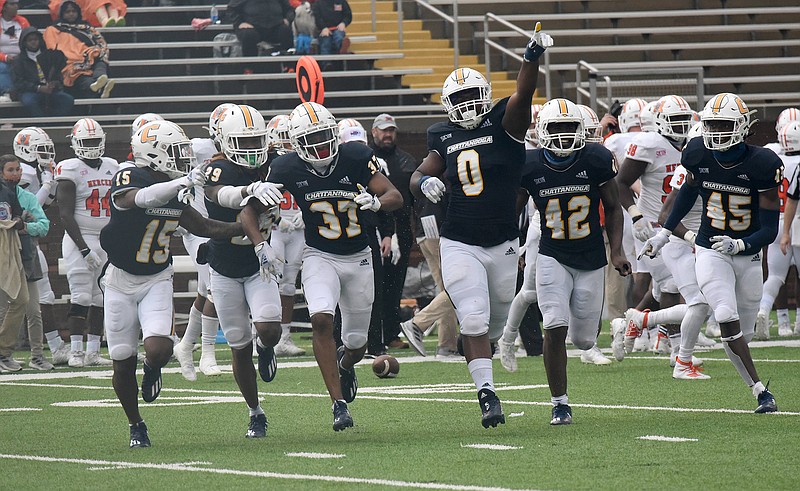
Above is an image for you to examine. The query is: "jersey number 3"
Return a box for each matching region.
[310,201,361,240]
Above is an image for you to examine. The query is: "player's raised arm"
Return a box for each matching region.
[502,22,553,140]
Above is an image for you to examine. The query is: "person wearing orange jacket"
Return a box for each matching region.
[48,0,126,28]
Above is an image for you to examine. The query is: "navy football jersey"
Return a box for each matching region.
[101,167,186,276]
[268,142,380,255]
[522,143,617,270]
[204,158,267,278]
[681,138,783,252]
[426,98,526,247]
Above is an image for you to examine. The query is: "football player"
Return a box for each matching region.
[778,121,800,333]
[409,23,553,428]
[202,104,286,438]
[267,101,402,431]
[101,120,242,448]
[173,103,235,381]
[55,118,119,368]
[642,92,780,413]
[522,98,629,424]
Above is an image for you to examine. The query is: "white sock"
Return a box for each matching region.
[751,381,766,397]
[468,358,494,392]
[777,309,789,326]
[86,334,101,354]
[181,305,203,348]
[796,309,800,325]
[201,314,218,356]
[645,304,688,326]
[249,404,264,417]
[669,333,681,357]
[70,335,83,353]
[45,331,63,352]
[503,294,533,343]
[551,394,568,406]
[280,323,291,339]
[678,304,707,363]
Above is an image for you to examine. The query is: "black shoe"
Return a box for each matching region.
[246,413,268,438]
[550,403,573,425]
[141,361,162,403]
[478,388,505,428]
[337,346,357,403]
[129,421,151,448]
[332,400,354,431]
[256,342,277,383]
[755,387,778,414]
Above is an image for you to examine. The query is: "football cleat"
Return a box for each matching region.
[478,388,505,428]
[399,319,427,356]
[68,350,85,368]
[755,387,778,414]
[623,308,649,353]
[695,332,717,347]
[51,344,71,365]
[672,357,710,380]
[610,318,626,361]
[754,311,770,341]
[497,338,518,372]
[256,342,277,382]
[705,318,721,337]
[337,345,358,403]
[633,328,650,352]
[670,355,704,368]
[777,322,792,337]
[274,333,306,357]
[84,351,113,367]
[550,403,573,425]
[246,413,268,438]
[795,320,800,336]
[199,354,222,376]
[580,345,612,365]
[129,421,151,448]
[141,361,162,403]
[652,329,671,355]
[173,341,197,381]
[332,400,354,431]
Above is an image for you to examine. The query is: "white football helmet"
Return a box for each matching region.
[701,92,756,151]
[536,98,585,157]
[441,67,493,130]
[778,120,800,154]
[70,118,105,160]
[525,104,544,147]
[686,122,703,142]
[775,107,800,134]
[208,103,236,144]
[338,118,367,144]
[131,120,196,178]
[267,114,292,155]
[288,102,339,174]
[13,127,55,170]
[653,95,695,142]
[638,101,659,133]
[577,104,602,143]
[218,104,269,168]
[131,112,164,138]
[618,98,647,133]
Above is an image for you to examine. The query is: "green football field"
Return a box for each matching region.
[2,326,799,491]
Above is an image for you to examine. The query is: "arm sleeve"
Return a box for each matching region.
[662,181,699,231]
[741,208,779,255]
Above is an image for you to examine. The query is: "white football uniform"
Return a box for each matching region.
[56,157,119,307]
[604,132,637,269]
[19,163,57,305]
[301,247,374,349]
[440,237,518,340]
[504,202,539,333]
[270,189,305,296]
[209,269,281,349]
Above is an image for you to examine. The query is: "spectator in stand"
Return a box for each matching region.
[48,0,126,28]
[292,1,317,55]
[313,0,351,56]
[44,0,116,99]
[229,0,295,58]
[0,0,28,102]
[12,27,74,117]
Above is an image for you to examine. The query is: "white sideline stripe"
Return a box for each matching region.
[637,435,698,442]
[0,407,41,412]
[285,452,345,459]
[461,444,523,451]
[0,454,540,491]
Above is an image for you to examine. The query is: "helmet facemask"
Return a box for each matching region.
[539,120,585,157]
[443,87,492,130]
[224,133,268,169]
[293,124,339,174]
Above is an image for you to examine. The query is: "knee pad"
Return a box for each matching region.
[571,333,596,351]
[713,306,738,324]
[109,344,135,361]
[68,303,90,319]
[571,288,594,317]
[278,282,296,297]
[341,330,367,351]
[459,312,489,337]
[519,286,537,306]
[223,325,253,350]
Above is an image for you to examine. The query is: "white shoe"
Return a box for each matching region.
[51,343,71,365]
[610,318,626,361]
[497,338,517,372]
[652,330,671,355]
[624,308,648,353]
[754,310,770,341]
[84,351,113,366]
[672,357,710,380]
[705,318,721,337]
[68,351,85,368]
[670,355,703,367]
[199,354,222,376]
[795,321,800,336]
[580,345,612,365]
[173,341,197,381]
[778,322,792,337]
[399,319,427,356]
[274,333,305,356]
[695,332,716,347]
[0,93,12,103]
[633,328,649,352]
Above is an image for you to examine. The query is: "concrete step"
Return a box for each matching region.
[352,39,450,51]
[348,20,424,34]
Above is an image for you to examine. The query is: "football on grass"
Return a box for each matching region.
[372,355,400,378]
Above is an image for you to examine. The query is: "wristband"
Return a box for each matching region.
[627,204,643,222]
[683,230,696,244]
[523,43,546,63]
[80,247,91,257]
[418,175,431,190]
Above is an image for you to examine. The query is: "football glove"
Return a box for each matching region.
[354,184,381,211]
[523,22,554,62]
[177,187,194,205]
[254,241,281,281]
[632,216,655,242]
[184,165,207,187]
[390,233,401,265]
[289,212,304,230]
[638,228,671,259]
[244,181,284,207]
[419,176,445,203]
[710,235,745,255]
[82,248,102,270]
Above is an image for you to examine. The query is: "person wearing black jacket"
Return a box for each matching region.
[228,0,294,57]
[11,26,73,116]
[312,0,352,55]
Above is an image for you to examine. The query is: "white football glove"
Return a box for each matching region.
[244,181,284,207]
[254,241,281,281]
[638,228,671,259]
[420,176,445,203]
[184,166,207,187]
[390,233,401,265]
[177,187,194,205]
[83,249,102,270]
[289,212,304,230]
[278,217,295,234]
[632,217,655,242]
[523,22,554,62]
[354,184,381,211]
[710,235,745,255]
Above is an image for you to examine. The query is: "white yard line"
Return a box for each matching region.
[0,453,540,491]
[637,435,699,442]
